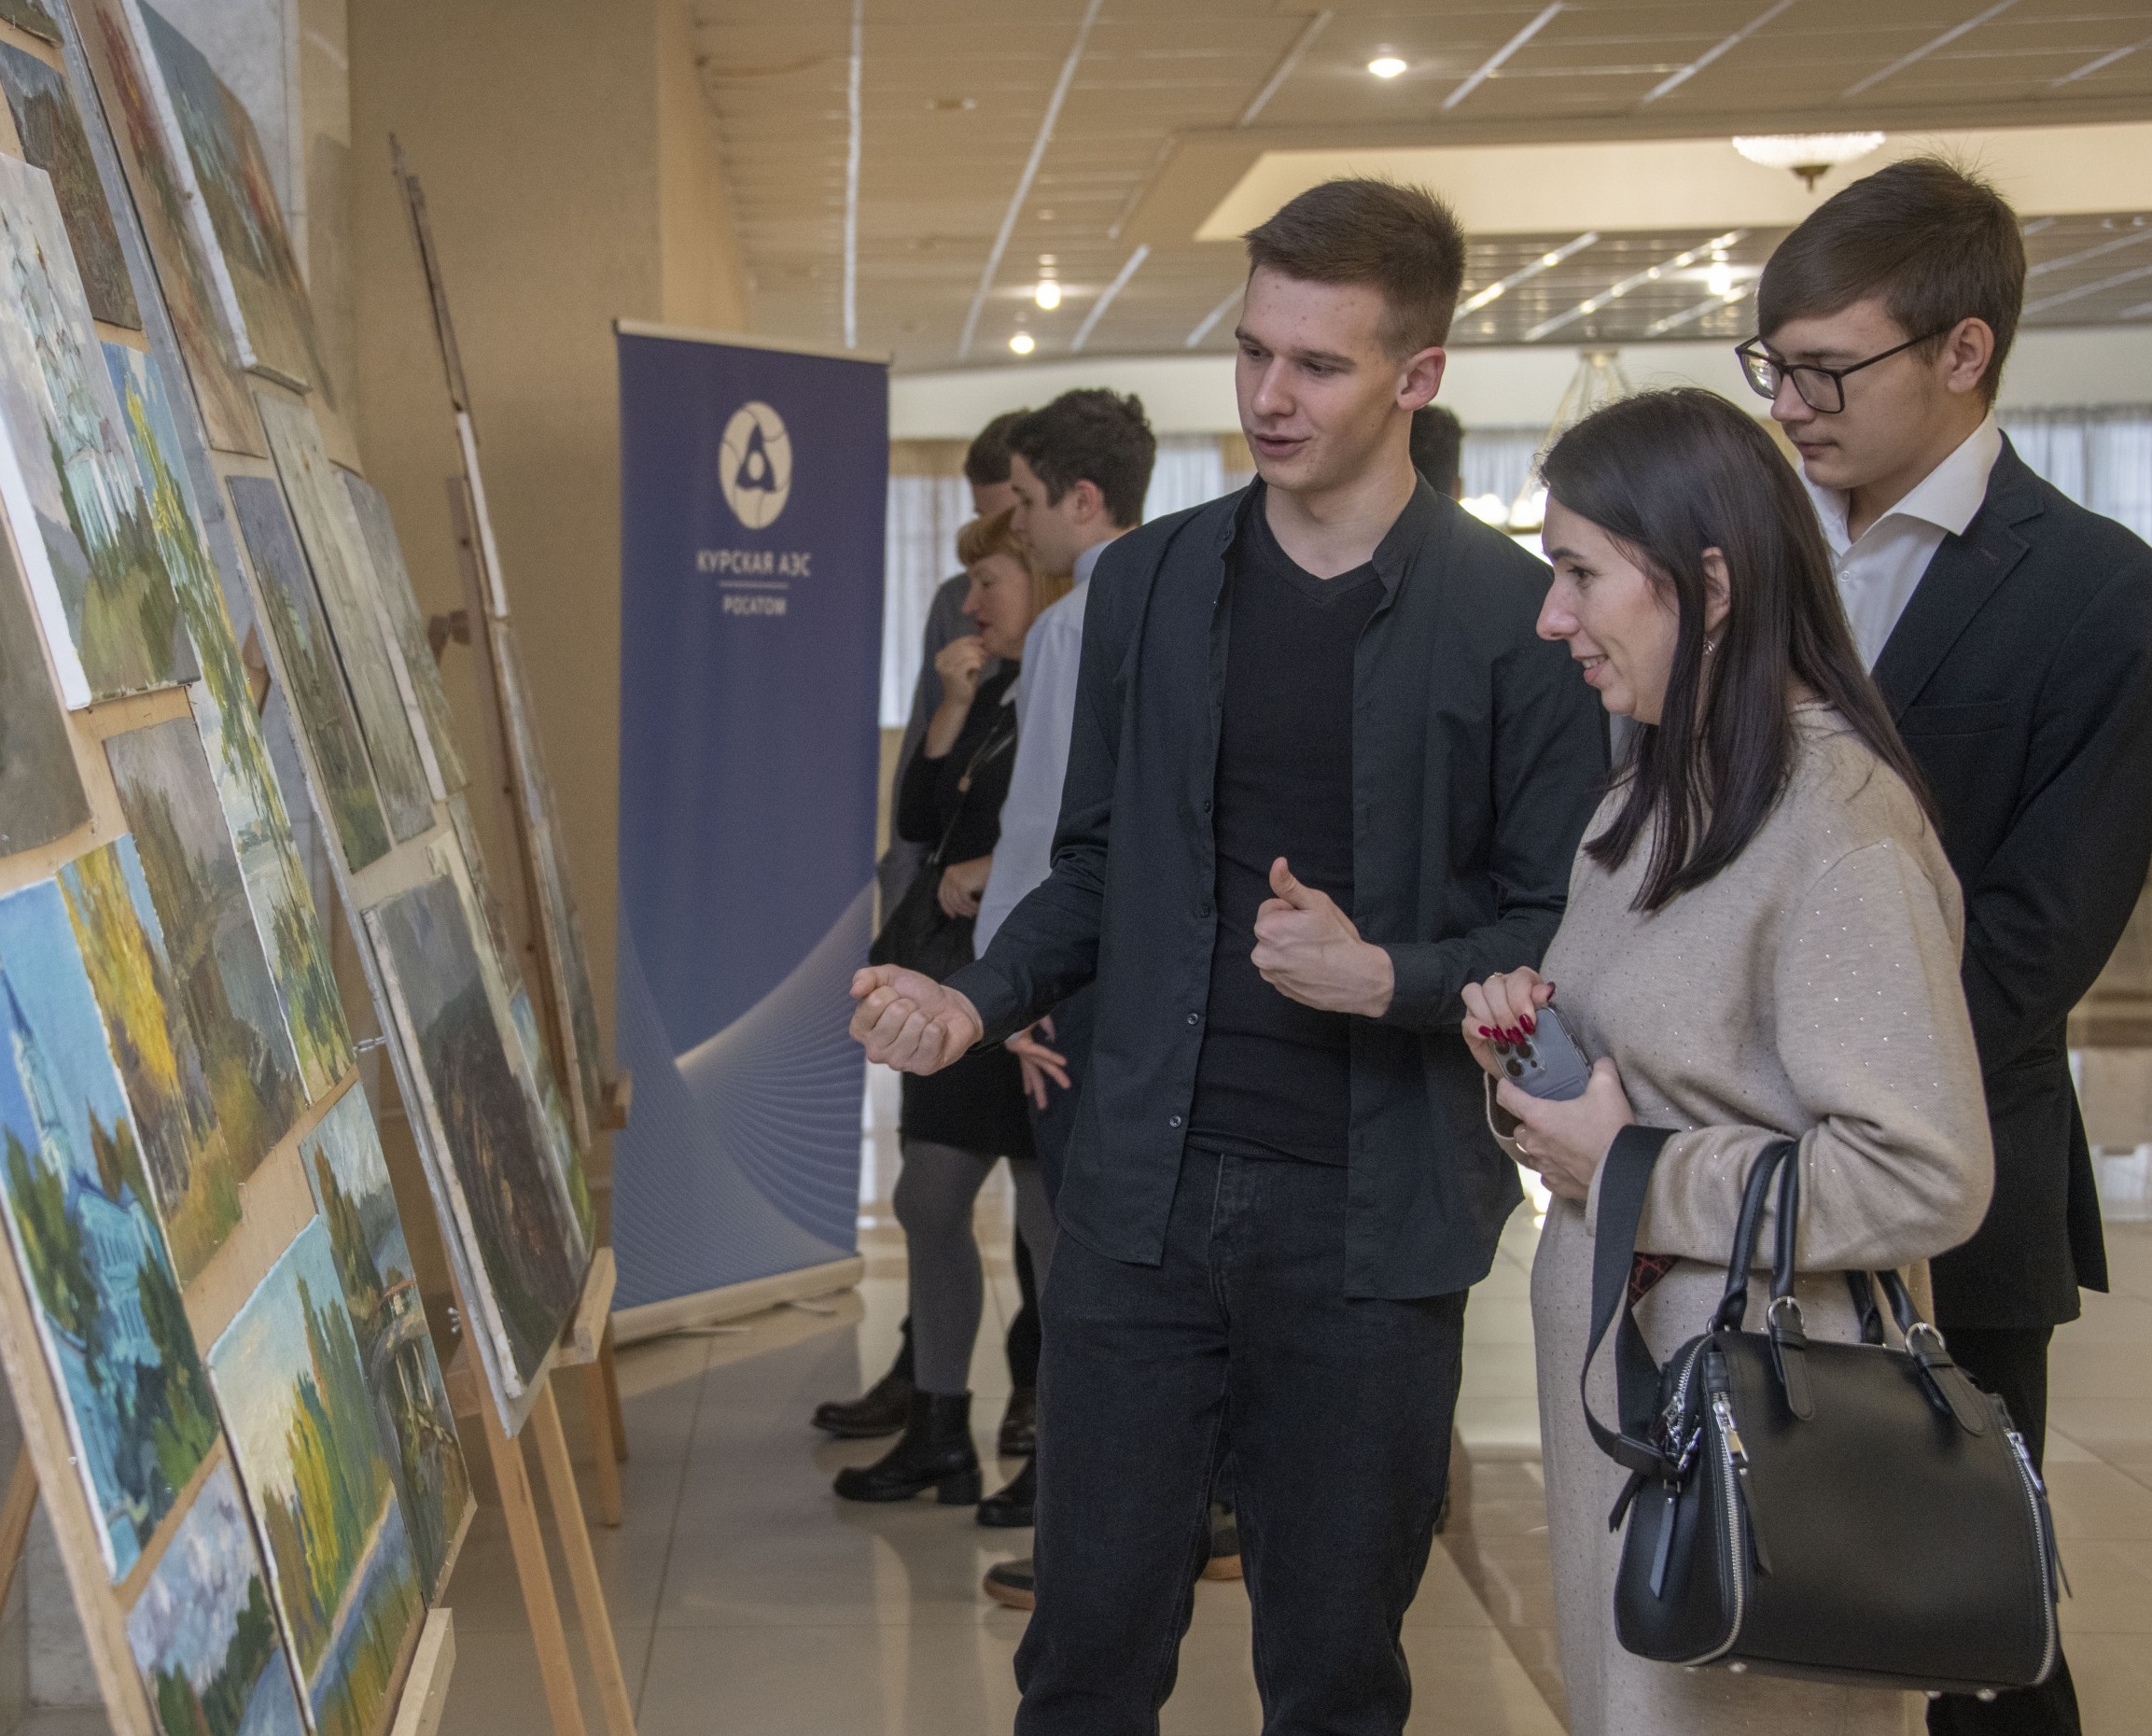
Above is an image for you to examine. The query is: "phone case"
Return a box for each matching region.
[1498,1005,1592,1101]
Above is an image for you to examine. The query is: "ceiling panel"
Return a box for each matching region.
[685,0,2152,371]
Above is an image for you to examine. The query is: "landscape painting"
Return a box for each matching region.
[258,396,434,843]
[226,473,389,873]
[208,1219,422,1736]
[138,2,336,397]
[366,875,586,1412]
[70,0,259,455]
[303,1089,469,1598]
[0,879,218,1581]
[57,836,237,1284]
[432,834,592,1261]
[0,536,88,853]
[0,41,141,329]
[105,342,350,1099]
[0,149,193,706]
[342,469,465,799]
[495,628,605,1152]
[125,1457,307,1736]
[105,717,302,1174]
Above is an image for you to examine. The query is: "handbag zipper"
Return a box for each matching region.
[2004,1427,2062,1684]
[1687,1389,1749,1664]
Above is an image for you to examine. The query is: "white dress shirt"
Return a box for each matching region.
[974,538,1111,954]
[1808,415,2002,668]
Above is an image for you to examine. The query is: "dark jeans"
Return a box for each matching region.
[1015,1146,1467,1736]
[1929,1325,2081,1736]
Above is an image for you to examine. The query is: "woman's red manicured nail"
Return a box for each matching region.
[1521,1015,1536,1035]
[1477,1026,1493,1039]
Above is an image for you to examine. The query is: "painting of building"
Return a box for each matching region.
[208,1220,423,1736]
[125,1458,307,1736]
[0,149,193,705]
[302,1090,469,1598]
[103,342,350,1099]
[105,716,302,1177]
[0,878,217,1581]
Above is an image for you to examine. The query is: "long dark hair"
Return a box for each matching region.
[1541,388,1933,912]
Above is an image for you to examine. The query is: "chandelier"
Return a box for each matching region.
[1731,133,1886,191]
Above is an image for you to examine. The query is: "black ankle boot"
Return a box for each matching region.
[832,1392,981,1504]
[976,1455,1034,1527]
[812,1323,915,1437]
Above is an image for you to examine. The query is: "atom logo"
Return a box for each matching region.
[719,400,792,528]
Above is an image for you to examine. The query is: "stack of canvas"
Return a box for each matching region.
[0,4,603,1734]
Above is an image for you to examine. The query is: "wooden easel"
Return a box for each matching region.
[0,1446,458,1736]
[443,1255,636,1736]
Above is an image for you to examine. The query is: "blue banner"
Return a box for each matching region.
[614,327,887,1311]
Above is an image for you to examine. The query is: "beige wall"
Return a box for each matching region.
[349,0,751,1089]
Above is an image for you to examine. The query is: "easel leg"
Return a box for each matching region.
[602,1325,628,1463]
[477,1395,588,1736]
[532,1379,638,1736]
[0,1448,36,1617]
[580,1359,623,1526]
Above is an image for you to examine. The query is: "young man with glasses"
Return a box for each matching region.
[1749,156,2152,1736]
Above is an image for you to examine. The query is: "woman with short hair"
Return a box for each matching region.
[1461,389,1993,1735]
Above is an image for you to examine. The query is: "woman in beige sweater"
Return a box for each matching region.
[1461,390,1993,1736]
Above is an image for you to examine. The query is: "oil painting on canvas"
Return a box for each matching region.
[366,875,586,1409]
[105,717,302,1171]
[0,535,87,853]
[105,343,350,1098]
[0,879,218,1581]
[208,1218,423,1736]
[0,149,193,705]
[0,3,60,43]
[58,836,237,1284]
[303,1089,469,1598]
[126,1457,307,1736]
[342,469,464,799]
[257,397,433,843]
[137,4,336,402]
[495,627,605,1151]
[70,0,259,455]
[0,41,141,329]
[226,473,389,873]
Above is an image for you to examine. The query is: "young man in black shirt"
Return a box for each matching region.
[849,179,1606,1732]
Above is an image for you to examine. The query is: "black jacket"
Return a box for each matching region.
[945,482,1608,1297]
[1876,439,2152,1328]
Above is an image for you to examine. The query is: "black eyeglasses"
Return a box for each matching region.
[1734,328,1953,413]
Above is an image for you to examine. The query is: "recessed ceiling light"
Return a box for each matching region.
[1009,332,1036,355]
[1034,280,1063,310]
[1368,55,1407,78]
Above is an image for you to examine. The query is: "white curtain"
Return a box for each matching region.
[2001,408,2152,544]
[1142,437,1230,522]
[1460,427,1544,515]
[880,473,971,727]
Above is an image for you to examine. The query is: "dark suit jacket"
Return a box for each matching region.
[1874,438,2152,1328]
[946,481,1609,1297]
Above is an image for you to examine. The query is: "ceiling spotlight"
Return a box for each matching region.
[1705,260,1735,298]
[1368,55,1408,78]
[1732,133,1886,191]
[1034,280,1063,310]
[1009,332,1036,355]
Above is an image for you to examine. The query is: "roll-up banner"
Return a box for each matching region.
[613,322,887,1327]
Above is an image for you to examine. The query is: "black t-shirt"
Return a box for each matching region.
[1186,508,1383,1166]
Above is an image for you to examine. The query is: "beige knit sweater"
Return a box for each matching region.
[1516,705,1994,1736]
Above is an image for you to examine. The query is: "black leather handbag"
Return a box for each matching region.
[868,707,1017,983]
[1584,1127,2063,1698]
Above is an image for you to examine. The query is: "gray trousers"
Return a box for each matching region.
[894,1138,1058,1395]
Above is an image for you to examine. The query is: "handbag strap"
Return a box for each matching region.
[1584,1131,1799,1478]
[921,705,1019,872]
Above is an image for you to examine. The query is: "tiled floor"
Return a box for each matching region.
[417,1080,2152,1736]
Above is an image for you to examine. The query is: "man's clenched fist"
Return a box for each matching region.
[848,965,985,1073]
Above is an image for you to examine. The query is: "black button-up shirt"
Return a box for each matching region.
[947,481,1608,1297]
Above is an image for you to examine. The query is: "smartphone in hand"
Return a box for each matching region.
[1495,1006,1592,1101]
